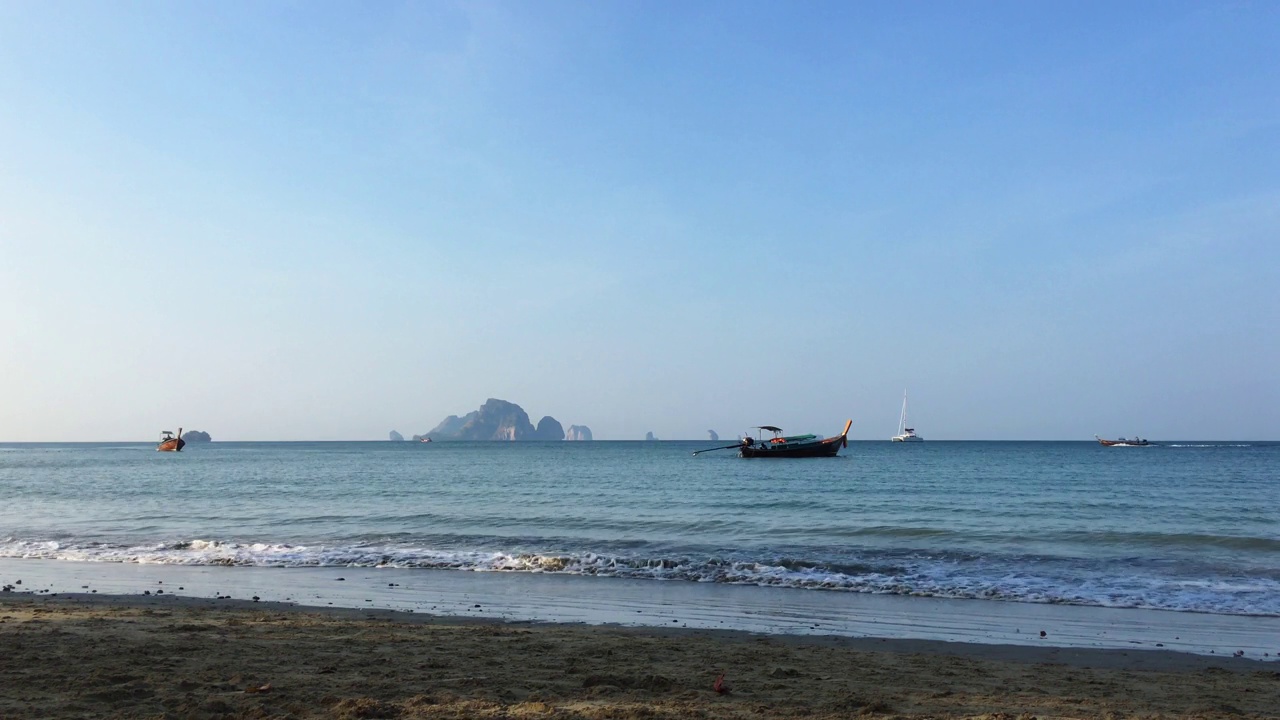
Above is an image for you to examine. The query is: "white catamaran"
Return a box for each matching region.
[891,391,923,442]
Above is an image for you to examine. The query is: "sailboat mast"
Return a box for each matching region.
[898,391,908,435]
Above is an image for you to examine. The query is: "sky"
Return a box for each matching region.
[1,1,1277,441]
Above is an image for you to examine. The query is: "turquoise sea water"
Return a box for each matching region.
[1,440,1276,617]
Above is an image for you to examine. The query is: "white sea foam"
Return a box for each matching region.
[2,537,1277,617]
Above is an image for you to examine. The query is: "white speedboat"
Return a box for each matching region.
[1095,435,1151,447]
[891,392,923,442]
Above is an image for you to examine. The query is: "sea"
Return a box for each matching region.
[2,440,1278,657]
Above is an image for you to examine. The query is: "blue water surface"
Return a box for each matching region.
[1,440,1276,615]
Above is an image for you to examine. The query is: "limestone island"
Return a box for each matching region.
[180,430,212,443]
[416,399,591,441]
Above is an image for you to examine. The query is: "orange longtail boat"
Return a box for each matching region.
[157,428,186,452]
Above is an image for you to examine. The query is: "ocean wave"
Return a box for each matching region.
[1054,530,1280,553]
[2,537,1277,617]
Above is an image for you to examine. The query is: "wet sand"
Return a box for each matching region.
[6,557,1278,660]
[2,593,1277,719]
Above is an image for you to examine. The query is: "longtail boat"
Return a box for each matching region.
[694,420,852,458]
[157,428,185,452]
[741,420,851,457]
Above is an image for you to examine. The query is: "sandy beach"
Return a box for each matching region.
[2,593,1277,719]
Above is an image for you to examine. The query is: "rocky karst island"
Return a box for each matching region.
[390,399,591,441]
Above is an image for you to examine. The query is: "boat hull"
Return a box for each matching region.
[157,438,185,452]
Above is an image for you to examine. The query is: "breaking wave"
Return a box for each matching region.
[2,537,1277,617]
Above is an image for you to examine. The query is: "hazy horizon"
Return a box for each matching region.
[1,436,1272,443]
[2,2,1277,442]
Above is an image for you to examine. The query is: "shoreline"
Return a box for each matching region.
[4,557,1279,662]
[2,590,1274,673]
[3,592,1278,719]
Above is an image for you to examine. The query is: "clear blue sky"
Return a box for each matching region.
[2,1,1277,441]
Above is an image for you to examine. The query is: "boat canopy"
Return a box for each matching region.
[754,425,783,432]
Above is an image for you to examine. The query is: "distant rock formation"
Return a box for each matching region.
[708,430,719,441]
[566,425,593,441]
[181,430,212,443]
[424,399,587,441]
[389,430,404,442]
[645,432,658,441]
[533,416,565,441]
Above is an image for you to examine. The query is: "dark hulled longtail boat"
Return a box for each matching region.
[157,428,185,452]
[738,420,852,458]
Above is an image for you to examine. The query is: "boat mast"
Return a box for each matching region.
[898,391,908,435]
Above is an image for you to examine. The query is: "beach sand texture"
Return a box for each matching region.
[2,595,1277,719]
